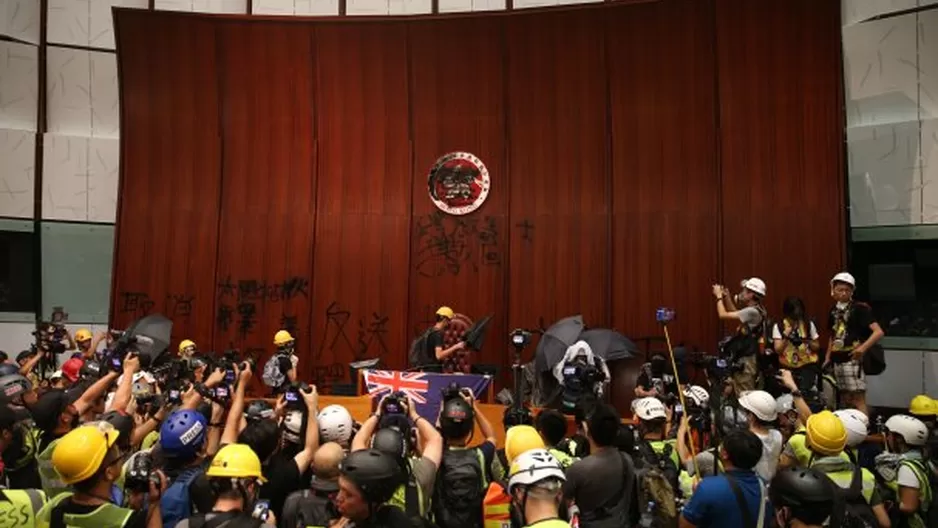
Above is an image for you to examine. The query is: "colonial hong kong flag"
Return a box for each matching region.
[362,369,492,421]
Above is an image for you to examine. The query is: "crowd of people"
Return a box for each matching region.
[0,270,934,527]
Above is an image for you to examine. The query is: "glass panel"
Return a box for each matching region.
[40,222,114,324]
[0,222,37,313]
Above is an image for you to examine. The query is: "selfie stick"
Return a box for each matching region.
[660,318,701,481]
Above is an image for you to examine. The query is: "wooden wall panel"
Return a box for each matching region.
[506,9,610,360]
[213,22,316,379]
[310,23,412,389]
[607,0,719,413]
[407,18,509,373]
[112,11,221,352]
[716,0,846,333]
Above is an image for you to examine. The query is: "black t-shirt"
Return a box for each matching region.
[277,355,293,375]
[424,330,443,365]
[828,302,875,358]
[51,499,147,528]
[164,461,215,515]
[259,453,303,518]
[635,365,678,396]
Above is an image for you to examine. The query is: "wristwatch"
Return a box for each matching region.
[790,390,803,399]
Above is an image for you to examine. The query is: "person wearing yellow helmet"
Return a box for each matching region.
[177,443,275,527]
[410,306,466,371]
[36,423,167,528]
[261,330,297,392]
[178,339,197,359]
[803,411,890,528]
[74,329,104,359]
[908,395,938,431]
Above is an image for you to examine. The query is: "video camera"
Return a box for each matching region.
[510,328,531,349]
[441,382,472,402]
[690,354,736,379]
[381,391,408,416]
[215,349,255,384]
[284,381,311,410]
[124,452,161,493]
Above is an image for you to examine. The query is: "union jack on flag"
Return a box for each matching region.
[363,370,431,403]
[362,369,492,421]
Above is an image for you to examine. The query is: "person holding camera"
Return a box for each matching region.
[713,278,768,395]
[772,297,821,397]
[824,272,884,416]
[554,341,609,415]
[634,354,679,404]
[74,329,106,360]
[432,387,497,528]
[176,443,276,527]
[36,422,166,528]
[351,392,443,519]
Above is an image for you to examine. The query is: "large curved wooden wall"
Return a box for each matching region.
[110,0,845,410]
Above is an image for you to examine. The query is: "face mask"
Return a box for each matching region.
[836,302,848,311]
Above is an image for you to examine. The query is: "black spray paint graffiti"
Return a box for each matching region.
[317,301,390,363]
[215,275,310,340]
[414,211,501,278]
[516,219,535,242]
[311,363,347,392]
[119,291,195,319]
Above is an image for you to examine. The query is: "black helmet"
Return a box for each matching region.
[79,359,102,379]
[101,410,135,449]
[372,427,408,460]
[245,400,275,423]
[0,375,32,403]
[503,405,533,428]
[0,364,19,377]
[770,467,836,524]
[440,397,474,439]
[340,449,405,504]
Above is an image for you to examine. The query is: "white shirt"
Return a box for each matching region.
[754,429,783,481]
[897,463,924,488]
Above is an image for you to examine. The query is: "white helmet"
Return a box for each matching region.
[834,409,869,447]
[830,272,856,288]
[318,404,354,447]
[632,397,667,421]
[683,385,710,408]
[741,277,766,297]
[508,448,565,492]
[282,409,304,444]
[775,394,795,416]
[884,414,928,446]
[738,390,778,422]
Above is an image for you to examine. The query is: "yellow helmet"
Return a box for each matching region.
[806,410,847,456]
[178,339,196,354]
[909,395,938,417]
[273,330,294,347]
[52,423,120,484]
[504,425,545,464]
[75,329,92,342]
[435,306,454,320]
[206,443,267,482]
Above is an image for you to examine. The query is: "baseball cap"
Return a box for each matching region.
[29,389,72,434]
[50,370,64,381]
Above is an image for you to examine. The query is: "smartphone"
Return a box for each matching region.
[214,386,229,399]
[284,390,299,402]
[225,369,235,384]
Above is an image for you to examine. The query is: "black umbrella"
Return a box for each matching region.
[463,314,493,351]
[579,328,638,363]
[120,313,173,367]
[534,315,584,373]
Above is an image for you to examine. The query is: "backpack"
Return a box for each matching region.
[862,344,886,376]
[432,448,487,528]
[281,489,337,528]
[836,456,878,528]
[161,466,203,528]
[408,329,432,368]
[261,354,286,389]
[632,441,679,528]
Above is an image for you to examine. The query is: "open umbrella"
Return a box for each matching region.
[120,313,173,367]
[463,314,493,351]
[534,315,584,373]
[578,328,638,363]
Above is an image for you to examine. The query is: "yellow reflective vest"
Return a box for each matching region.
[0,489,46,527]
[36,492,134,528]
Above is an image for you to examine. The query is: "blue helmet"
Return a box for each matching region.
[160,409,207,458]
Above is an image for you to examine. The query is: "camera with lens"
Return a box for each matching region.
[441,382,471,402]
[381,391,408,416]
[284,382,311,410]
[124,452,161,493]
[787,331,804,348]
[166,383,187,406]
[510,329,531,349]
[217,349,255,384]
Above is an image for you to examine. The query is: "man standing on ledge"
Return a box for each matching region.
[411,307,466,372]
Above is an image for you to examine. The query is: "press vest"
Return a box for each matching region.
[37,438,69,499]
[483,481,512,528]
[788,430,852,467]
[647,439,680,469]
[812,463,877,503]
[36,492,134,528]
[548,448,576,470]
[387,459,425,517]
[777,319,817,368]
[0,489,46,527]
[887,457,933,528]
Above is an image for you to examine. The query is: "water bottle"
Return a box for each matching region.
[639,501,655,528]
